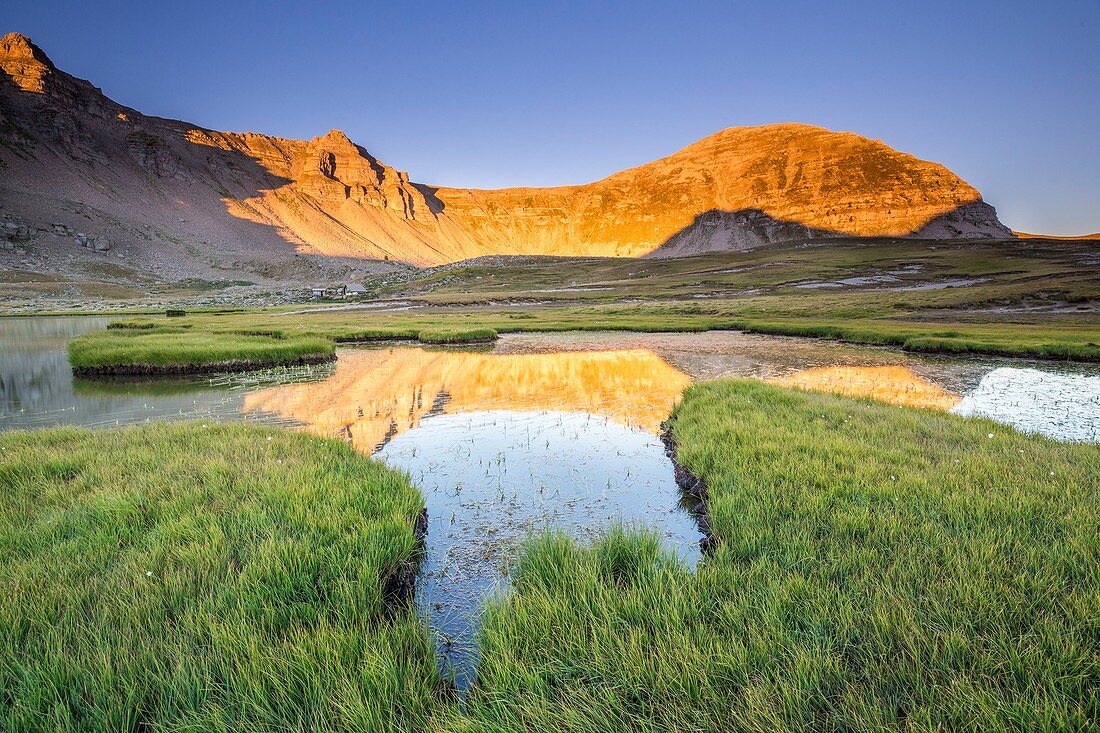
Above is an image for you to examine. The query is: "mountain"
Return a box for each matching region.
[0,32,1013,279]
[436,125,1011,259]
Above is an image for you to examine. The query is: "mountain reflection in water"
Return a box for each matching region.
[774,365,962,410]
[244,348,974,451]
[243,347,693,451]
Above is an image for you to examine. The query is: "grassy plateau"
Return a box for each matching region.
[62,239,1100,366]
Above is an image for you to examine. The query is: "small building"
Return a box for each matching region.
[310,285,347,299]
[345,284,368,298]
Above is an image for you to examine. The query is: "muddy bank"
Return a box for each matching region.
[660,422,717,556]
[71,352,336,377]
[382,508,430,613]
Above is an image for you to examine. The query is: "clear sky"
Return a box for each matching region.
[3,0,1098,234]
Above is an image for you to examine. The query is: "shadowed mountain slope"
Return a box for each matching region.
[0,32,1012,276]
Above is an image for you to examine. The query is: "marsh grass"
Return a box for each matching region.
[332,327,421,343]
[108,299,1097,365]
[68,329,335,374]
[417,328,499,344]
[1,384,1097,730]
[450,380,1100,731]
[0,423,445,732]
[106,321,162,330]
[71,324,502,376]
[728,319,1100,360]
[65,238,1100,363]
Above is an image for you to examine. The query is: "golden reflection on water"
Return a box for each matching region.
[243,349,964,452]
[773,365,962,410]
[243,347,692,452]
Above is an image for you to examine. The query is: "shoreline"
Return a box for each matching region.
[70,352,337,377]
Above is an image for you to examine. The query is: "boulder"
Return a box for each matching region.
[2,221,31,241]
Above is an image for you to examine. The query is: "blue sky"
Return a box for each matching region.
[4,0,1098,234]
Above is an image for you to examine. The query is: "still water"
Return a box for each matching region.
[3,316,1099,685]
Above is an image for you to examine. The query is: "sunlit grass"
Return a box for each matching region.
[4,360,1098,728]
[0,422,445,732]
[448,380,1100,730]
[727,318,1100,360]
[417,328,498,344]
[68,329,335,374]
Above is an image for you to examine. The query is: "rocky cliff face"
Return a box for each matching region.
[0,32,1013,275]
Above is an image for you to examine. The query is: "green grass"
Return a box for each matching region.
[68,323,500,376]
[448,380,1100,731]
[417,328,498,344]
[68,329,336,375]
[69,324,500,375]
[0,422,446,732]
[79,235,1097,362]
[1,384,1098,730]
[134,305,1095,363]
[332,328,421,343]
[105,321,163,330]
[726,318,1100,360]
[29,238,1100,362]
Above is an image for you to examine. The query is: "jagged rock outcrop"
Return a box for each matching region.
[0,31,1014,274]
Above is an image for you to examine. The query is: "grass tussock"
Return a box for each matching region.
[450,380,1100,731]
[106,321,160,330]
[417,328,499,344]
[730,319,1100,361]
[332,327,421,343]
[0,422,444,732]
[68,329,335,375]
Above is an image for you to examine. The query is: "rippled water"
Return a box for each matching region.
[953,367,1100,443]
[3,316,1098,686]
[378,410,702,687]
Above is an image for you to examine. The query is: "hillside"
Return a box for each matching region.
[436,124,1010,258]
[0,32,1012,282]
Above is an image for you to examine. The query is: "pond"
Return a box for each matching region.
[2,316,1099,686]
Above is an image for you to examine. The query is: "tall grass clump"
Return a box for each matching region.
[417,328,498,345]
[332,327,421,343]
[450,380,1100,731]
[0,423,446,732]
[68,329,335,375]
[730,319,1100,361]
